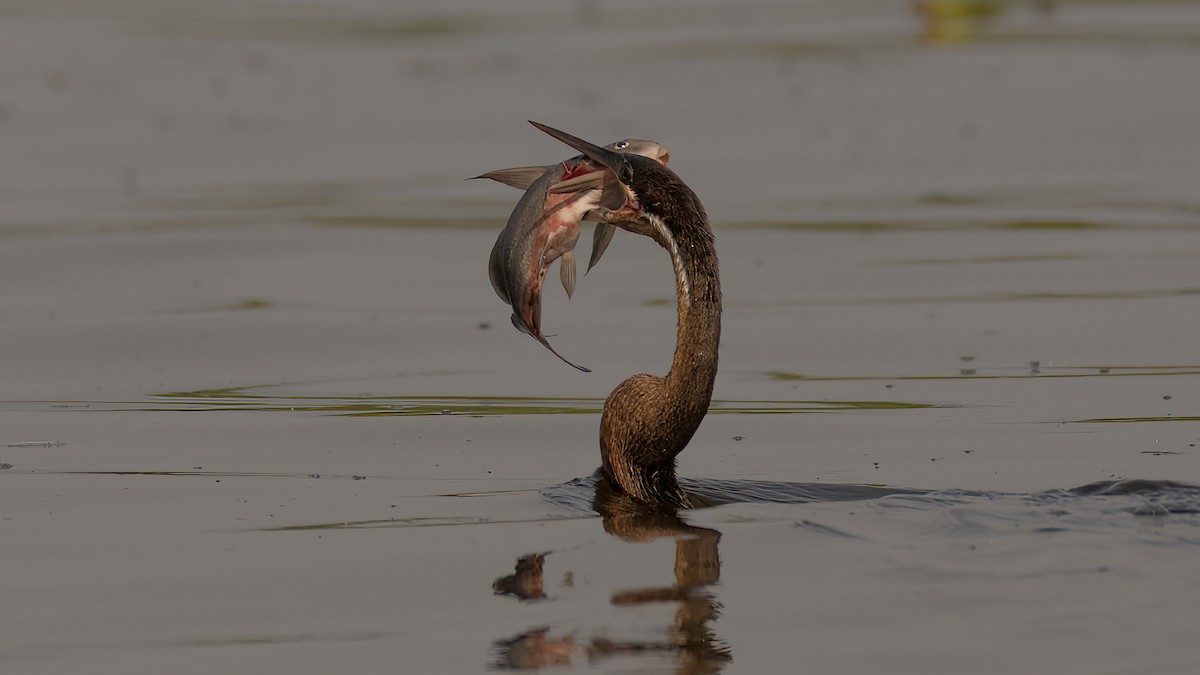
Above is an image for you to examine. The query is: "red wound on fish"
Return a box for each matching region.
[559,161,595,181]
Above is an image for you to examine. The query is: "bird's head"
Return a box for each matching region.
[530,121,703,245]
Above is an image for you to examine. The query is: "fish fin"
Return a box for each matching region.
[559,251,576,299]
[513,313,590,372]
[535,334,590,372]
[549,171,606,193]
[470,166,548,190]
[587,223,616,274]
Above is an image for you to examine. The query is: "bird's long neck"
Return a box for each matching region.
[599,203,721,508]
[662,212,722,434]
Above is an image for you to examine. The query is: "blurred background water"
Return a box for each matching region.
[4,0,1199,233]
[3,2,1200,673]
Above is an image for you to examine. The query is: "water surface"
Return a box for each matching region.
[3,1,1200,673]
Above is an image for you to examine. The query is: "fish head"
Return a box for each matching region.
[604,139,670,165]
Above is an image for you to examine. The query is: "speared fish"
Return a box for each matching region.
[474,138,670,371]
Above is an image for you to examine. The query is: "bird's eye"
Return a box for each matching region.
[613,140,630,150]
[619,161,634,183]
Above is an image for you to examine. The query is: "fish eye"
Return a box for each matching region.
[613,140,630,150]
[619,161,634,183]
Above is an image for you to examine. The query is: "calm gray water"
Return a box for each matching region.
[2,2,1199,673]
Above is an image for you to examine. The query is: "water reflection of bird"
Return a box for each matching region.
[531,122,720,509]
[490,509,730,671]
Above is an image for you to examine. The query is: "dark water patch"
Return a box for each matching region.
[877,253,1081,266]
[131,182,506,232]
[2,215,260,236]
[792,519,865,540]
[718,212,1200,232]
[7,468,381,481]
[540,473,927,514]
[994,288,1200,300]
[146,298,274,315]
[740,287,1200,308]
[267,513,595,532]
[142,183,350,213]
[0,222,75,237]
[913,191,1200,217]
[2,391,944,417]
[142,14,481,44]
[641,37,912,62]
[304,215,503,230]
[785,479,1200,554]
[228,298,270,311]
[123,182,1200,235]
[880,479,1200,527]
[250,478,1200,535]
[690,477,927,508]
[1070,478,1200,500]
[151,394,601,416]
[993,220,1108,230]
[188,630,387,648]
[727,220,907,232]
[25,466,1194,527]
[973,28,1200,51]
[756,39,910,60]
[769,364,1200,382]
[917,192,987,207]
[712,400,941,414]
[1075,416,1200,424]
[543,476,1200,544]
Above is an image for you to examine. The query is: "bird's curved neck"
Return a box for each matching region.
[600,206,721,508]
[660,212,721,421]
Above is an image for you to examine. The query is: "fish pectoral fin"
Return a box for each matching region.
[471,166,549,190]
[587,223,616,274]
[559,251,577,299]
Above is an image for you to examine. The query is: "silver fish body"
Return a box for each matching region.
[477,139,669,371]
[485,158,596,370]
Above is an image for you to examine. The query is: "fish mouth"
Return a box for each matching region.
[530,121,628,194]
[529,121,643,220]
[551,159,611,193]
[548,168,608,193]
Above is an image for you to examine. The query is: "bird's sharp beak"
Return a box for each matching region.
[531,121,640,217]
[530,121,624,174]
